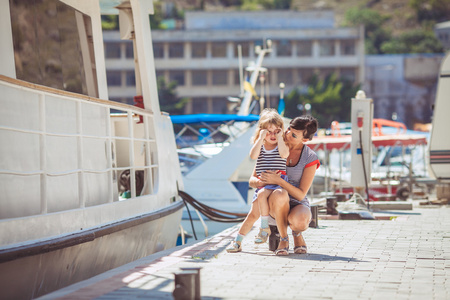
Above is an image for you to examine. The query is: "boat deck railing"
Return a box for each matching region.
[0,75,160,219]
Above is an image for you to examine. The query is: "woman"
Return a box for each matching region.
[249,115,320,255]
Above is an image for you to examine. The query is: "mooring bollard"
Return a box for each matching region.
[268,225,280,251]
[180,267,201,300]
[309,205,318,228]
[173,270,197,300]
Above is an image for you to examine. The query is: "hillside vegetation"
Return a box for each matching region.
[158,0,448,54]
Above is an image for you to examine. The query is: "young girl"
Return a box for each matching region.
[227,108,289,252]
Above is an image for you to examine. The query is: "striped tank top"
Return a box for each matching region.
[255,145,287,176]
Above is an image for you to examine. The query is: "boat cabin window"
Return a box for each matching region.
[9,0,98,97]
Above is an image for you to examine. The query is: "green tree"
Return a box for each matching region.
[284,73,360,127]
[101,15,119,30]
[343,7,391,54]
[157,77,188,115]
[381,28,444,54]
[259,0,292,9]
[409,0,450,23]
[149,2,164,29]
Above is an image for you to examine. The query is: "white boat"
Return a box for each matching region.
[429,52,450,181]
[309,118,431,199]
[174,41,273,215]
[0,1,184,299]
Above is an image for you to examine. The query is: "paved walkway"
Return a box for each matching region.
[40,204,450,300]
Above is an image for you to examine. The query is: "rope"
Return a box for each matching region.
[178,190,247,223]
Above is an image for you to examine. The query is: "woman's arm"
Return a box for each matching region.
[249,165,264,189]
[249,129,267,160]
[260,165,317,201]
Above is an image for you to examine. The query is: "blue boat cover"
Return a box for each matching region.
[170,114,259,124]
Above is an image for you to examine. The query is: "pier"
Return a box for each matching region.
[40,204,450,300]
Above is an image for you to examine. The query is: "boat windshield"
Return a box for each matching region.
[10,0,98,97]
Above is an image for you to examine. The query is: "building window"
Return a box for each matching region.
[341,68,356,82]
[169,42,184,58]
[212,42,227,58]
[320,68,335,79]
[212,97,228,114]
[153,42,164,58]
[105,42,121,59]
[320,40,335,56]
[233,70,241,86]
[212,70,228,85]
[254,40,264,48]
[277,40,292,57]
[107,71,121,86]
[125,42,134,58]
[192,70,207,85]
[169,70,185,85]
[192,42,207,58]
[297,41,312,57]
[297,68,314,84]
[340,40,355,56]
[126,71,135,86]
[277,68,293,85]
[234,42,250,57]
[192,97,208,113]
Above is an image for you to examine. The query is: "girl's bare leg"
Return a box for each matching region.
[238,201,260,235]
[257,188,273,217]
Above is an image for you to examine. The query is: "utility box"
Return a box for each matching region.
[351,91,373,188]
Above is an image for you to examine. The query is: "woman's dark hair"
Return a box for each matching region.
[289,115,318,141]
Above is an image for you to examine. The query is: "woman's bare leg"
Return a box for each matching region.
[288,204,312,248]
[268,189,290,251]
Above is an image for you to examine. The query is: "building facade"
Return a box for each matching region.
[365,54,444,129]
[103,10,444,128]
[104,10,365,116]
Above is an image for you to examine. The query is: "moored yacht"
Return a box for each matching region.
[0,1,184,299]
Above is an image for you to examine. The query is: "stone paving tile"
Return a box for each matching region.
[39,205,450,300]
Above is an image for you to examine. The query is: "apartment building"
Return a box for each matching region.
[103,10,365,115]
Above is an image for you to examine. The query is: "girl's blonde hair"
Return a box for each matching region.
[252,108,285,144]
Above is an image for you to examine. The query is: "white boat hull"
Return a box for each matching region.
[0,201,183,300]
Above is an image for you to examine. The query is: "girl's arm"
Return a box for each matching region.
[276,131,289,158]
[260,166,317,201]
[249,129,267,160]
